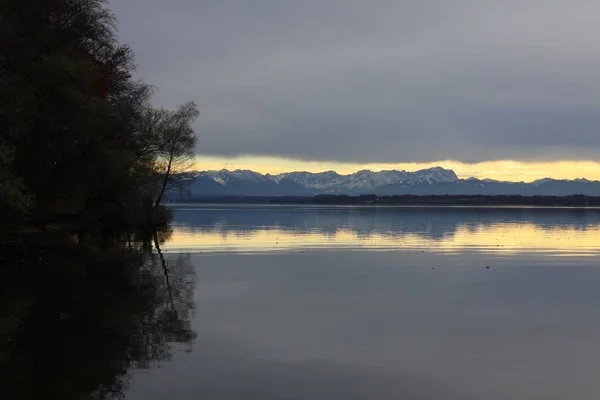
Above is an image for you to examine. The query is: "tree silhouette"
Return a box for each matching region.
[0,233,197,399]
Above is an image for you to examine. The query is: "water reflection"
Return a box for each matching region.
[165,205,600,256]
[126,250,600,400]
[0,232,196,399]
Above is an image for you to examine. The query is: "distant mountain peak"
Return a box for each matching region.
[168,168,600,199]
[185,167,460,194]
[532,178,555,186]
[574,178,591,183]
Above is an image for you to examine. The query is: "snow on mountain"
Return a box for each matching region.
[532,178,554,187]
[203,169,272,186]
[194,167,458,191]
[275,170,342,188]
[211,176,227,186]
[277,167,458,190]
[171,167,600,198]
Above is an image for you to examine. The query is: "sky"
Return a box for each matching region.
[108,0,600,181]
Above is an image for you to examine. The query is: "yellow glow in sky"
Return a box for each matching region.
[194,156,600,182]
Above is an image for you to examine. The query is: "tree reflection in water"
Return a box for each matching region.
[0,230,196,399]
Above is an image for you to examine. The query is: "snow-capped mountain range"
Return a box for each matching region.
[170,167,600,198]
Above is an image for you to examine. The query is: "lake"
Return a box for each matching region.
[4,204,600,399]
[123,204,600,399]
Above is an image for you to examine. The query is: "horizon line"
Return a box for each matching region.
[191,156,600,183]
[188,166,597,184]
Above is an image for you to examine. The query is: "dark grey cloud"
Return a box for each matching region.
[110,0,600,163]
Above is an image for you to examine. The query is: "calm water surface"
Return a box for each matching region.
[123,205,600,399]
[5,205,600,399]
[164,204,600,256]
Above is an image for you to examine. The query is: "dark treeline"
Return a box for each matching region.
[303,194,600,206]
[1,3,199,395]
[313,195,600,207]
[1,0,198,230]
[178,194,600,207]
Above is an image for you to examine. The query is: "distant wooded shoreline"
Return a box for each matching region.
[168,194,600,207]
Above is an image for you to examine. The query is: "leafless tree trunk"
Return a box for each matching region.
[154,152,174,208]
[152,102,199,209]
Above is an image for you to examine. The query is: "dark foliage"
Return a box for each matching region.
[302,194,600,206]
[179,195,600,207]
[0,0,197,229]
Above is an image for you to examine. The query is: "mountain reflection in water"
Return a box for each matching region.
[0,230,196,399]
[165,205,600,256]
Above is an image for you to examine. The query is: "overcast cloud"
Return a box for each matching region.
[110,0,600,163]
